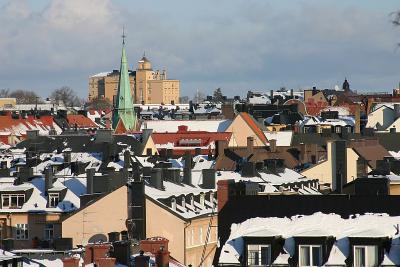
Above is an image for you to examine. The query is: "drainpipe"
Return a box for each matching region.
[184,220,192,266]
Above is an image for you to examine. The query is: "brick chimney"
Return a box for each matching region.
[270,139,277,153]
[354,104,361,134]
[84,243,112,265]
[155,247,170,267]
[135,251,150,267]
[217,179,235,212]
[178,125,188,132]
[62,256,80,267]
[95,257,116,267]
[140,237,169,255]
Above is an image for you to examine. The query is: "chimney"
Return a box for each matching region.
[62,256,80,267]
[270,90,274,99]
[155,246,170,267]
[202,169,216,189]
[217,179,235,212]
[242,162,257,177]
[166,149,173,159]
[215,140,228,159]
[330,140,347,193]
[194,147,201,156]
[247,136,254,154]
[270,139,277,153]
[300,143,306,162]
[63,151,71,164]
[134,251,150,267]
[124,150,131,169]
[354,104,361,134]
[150,168,163,190]
[390,127,396,133]
[44,167,54,194]
[221,104,235,120]
[290,89,294,99]
[183,152,192,185]
[86,168,95,194]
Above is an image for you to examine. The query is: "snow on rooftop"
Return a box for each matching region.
[219,212,400,265]
[263,131,293,146]
[140,120,232,132]
[91,71,112,78]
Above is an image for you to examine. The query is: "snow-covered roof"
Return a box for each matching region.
[263,131,293,146]
[140,120,232,133]
[90,71,112,78]
[143,155,217,220]
[219,212,400,265]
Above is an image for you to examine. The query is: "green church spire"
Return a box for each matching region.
[112,29,137,131]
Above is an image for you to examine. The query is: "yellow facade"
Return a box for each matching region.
[145,198,217,266]
[88,72,135,103]
[62,186,128,247]
[89,56,180,105]
[0,213,62,249]
[0,98,16,109]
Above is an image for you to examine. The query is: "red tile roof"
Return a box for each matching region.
[67,114,97,128]
[151,127,232,156]
[239,112,268,144]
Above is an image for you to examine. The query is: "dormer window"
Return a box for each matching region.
[48,193,60,208]
[247,244,271,266]
[353,245,378,267]
[2,194,25,209]
[299,245,322,267]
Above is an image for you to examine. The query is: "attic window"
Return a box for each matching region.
[353,245,378,267]
[299,245,322,267]
[48,193,60,208]
[247,244,271,266]
[2,194,25,209]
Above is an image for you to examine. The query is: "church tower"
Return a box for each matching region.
[112,31,137,132]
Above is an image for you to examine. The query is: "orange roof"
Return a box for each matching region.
[67,114,97,128]
[239,112,268,144]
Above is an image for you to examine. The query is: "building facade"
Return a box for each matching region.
[89,55,180,105]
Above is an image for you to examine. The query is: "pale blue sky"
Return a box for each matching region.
[0,0,399,98]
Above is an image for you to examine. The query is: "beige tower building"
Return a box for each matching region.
[89,55,180,105]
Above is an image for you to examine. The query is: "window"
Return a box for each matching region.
[247,244,271,266]
[171,198,176,210]
[353,245,378,267]
[44,224,54,240]
[2,194,25,208]
[299,245,322,267]
[48,193,59,208]
[15,224,28,240]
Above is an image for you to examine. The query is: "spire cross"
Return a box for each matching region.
[122,27,126,45]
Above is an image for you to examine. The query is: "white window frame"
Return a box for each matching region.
[247,244,271,266]
[299,244,322,267]
[353,245,378,267]
[44,224,54,241]
[48,193,60,208]
[2,194,25,209]
[15,224,28,240]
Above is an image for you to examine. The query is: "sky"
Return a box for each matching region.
[0,0,399,99]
